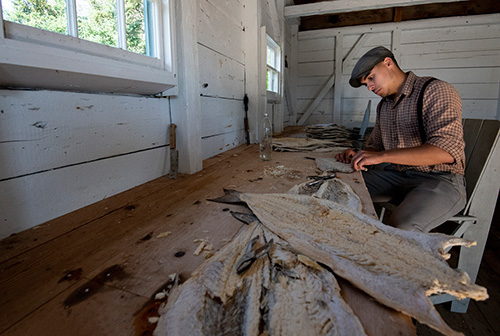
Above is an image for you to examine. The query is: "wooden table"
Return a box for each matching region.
[0,145,415,335]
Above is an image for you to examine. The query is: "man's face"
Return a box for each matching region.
[360,58,396,98]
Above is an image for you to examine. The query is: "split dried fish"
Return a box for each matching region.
[239,193,488,336]
[155,223,367,336]
[288,178,362,213]
[314,157,354,173]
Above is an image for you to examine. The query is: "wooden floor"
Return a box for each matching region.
[0,144,498,336]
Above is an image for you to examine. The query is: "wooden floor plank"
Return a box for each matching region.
[3,279,145,336]
[0,175,179,263]
[2,143,497,336]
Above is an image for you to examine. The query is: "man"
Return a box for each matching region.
[336,46,466,232]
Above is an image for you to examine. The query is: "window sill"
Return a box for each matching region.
[266,90,281,103]
[0,22,177,95]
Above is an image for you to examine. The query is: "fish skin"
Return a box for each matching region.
[239,193,488,336]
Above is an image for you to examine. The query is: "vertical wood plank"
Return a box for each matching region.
[333,32,343,125]
[289,22,299,125]
[171,0,203,174]
[242,0,262,143]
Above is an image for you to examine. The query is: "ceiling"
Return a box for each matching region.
[291,0,500,31]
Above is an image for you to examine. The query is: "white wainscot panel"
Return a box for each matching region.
[296,85,334,100]
[0,147,169,239]
[298,37,335,52]
[298,62,334,77]
[296,99,334,121]
[200,97,245,139]
[401,39,500,56]
[0,90,169,180]
[198,46,245,99]
[410,68,500,84]
[402,50,500,70]
[298,49,334,63]
[455,83,500,100]
[462,100,498,119]
[401,23,500,44]
[201,129,246,160]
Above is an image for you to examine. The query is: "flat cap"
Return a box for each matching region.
[349,46,394,88]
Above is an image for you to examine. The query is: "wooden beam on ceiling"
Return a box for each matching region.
[284,0,468,18]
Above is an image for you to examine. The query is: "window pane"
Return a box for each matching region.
[267,46,275,68]
[267,68,278,93]
[125,0,146,55]
[2,0,67,34]
[77,0,118,48]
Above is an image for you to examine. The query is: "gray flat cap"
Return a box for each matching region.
[349,46,394,88]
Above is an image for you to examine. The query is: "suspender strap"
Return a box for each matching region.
[417,77,437,143]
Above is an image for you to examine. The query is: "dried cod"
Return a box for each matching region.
[272,137,349,152]
[239,193,488,336]
[314,157,354,173]
[288,178,362,213]
[155,223,367,336]
[305,124,357,142]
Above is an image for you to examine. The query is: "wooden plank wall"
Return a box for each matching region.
[287,13,500,129]
[197,0,246,160]
[0,90,171,239]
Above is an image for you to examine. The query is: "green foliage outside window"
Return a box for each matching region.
[3,0,147,55]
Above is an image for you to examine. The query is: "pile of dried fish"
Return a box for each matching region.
[305,124,357,143]
[272,137,349,153]
[156,224,367,336]
[239,193,488,336]
[156,185,488,336]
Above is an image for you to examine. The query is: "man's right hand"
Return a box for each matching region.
[335,149,357,163]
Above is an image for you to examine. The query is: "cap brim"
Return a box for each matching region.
[349,69,371,88]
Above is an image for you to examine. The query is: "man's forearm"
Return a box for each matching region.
[378,144,454,166]
[350,144,454,171]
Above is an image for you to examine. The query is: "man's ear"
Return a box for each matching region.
[384,57,392,67]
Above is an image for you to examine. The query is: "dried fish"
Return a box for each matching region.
[155,223,367,336]
[314,157,354,173]
[273,137,350,152]
[239,193,488,336]
[288,178,362,213]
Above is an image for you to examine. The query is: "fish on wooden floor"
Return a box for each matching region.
[154,223,367,336]
[239,193,488,336]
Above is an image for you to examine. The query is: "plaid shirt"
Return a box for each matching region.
[367,71,465,175]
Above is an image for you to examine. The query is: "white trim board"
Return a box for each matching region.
[285,0,467,19]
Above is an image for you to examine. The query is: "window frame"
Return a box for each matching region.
[266,34,281,102]
[0,0,177,96]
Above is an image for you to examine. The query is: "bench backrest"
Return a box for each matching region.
[462,119,500,208]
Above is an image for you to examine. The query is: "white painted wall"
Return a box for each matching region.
[290,14,500,129]
[0,0,281,239]
[197,0,246,160]
[0,90,170,238]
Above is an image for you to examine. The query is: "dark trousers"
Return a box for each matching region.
[362,165,467,232]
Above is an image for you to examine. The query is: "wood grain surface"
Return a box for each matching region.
[0,144,415,336]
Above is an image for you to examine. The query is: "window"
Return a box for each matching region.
[266,35,280,97]
[0,0,176,95]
